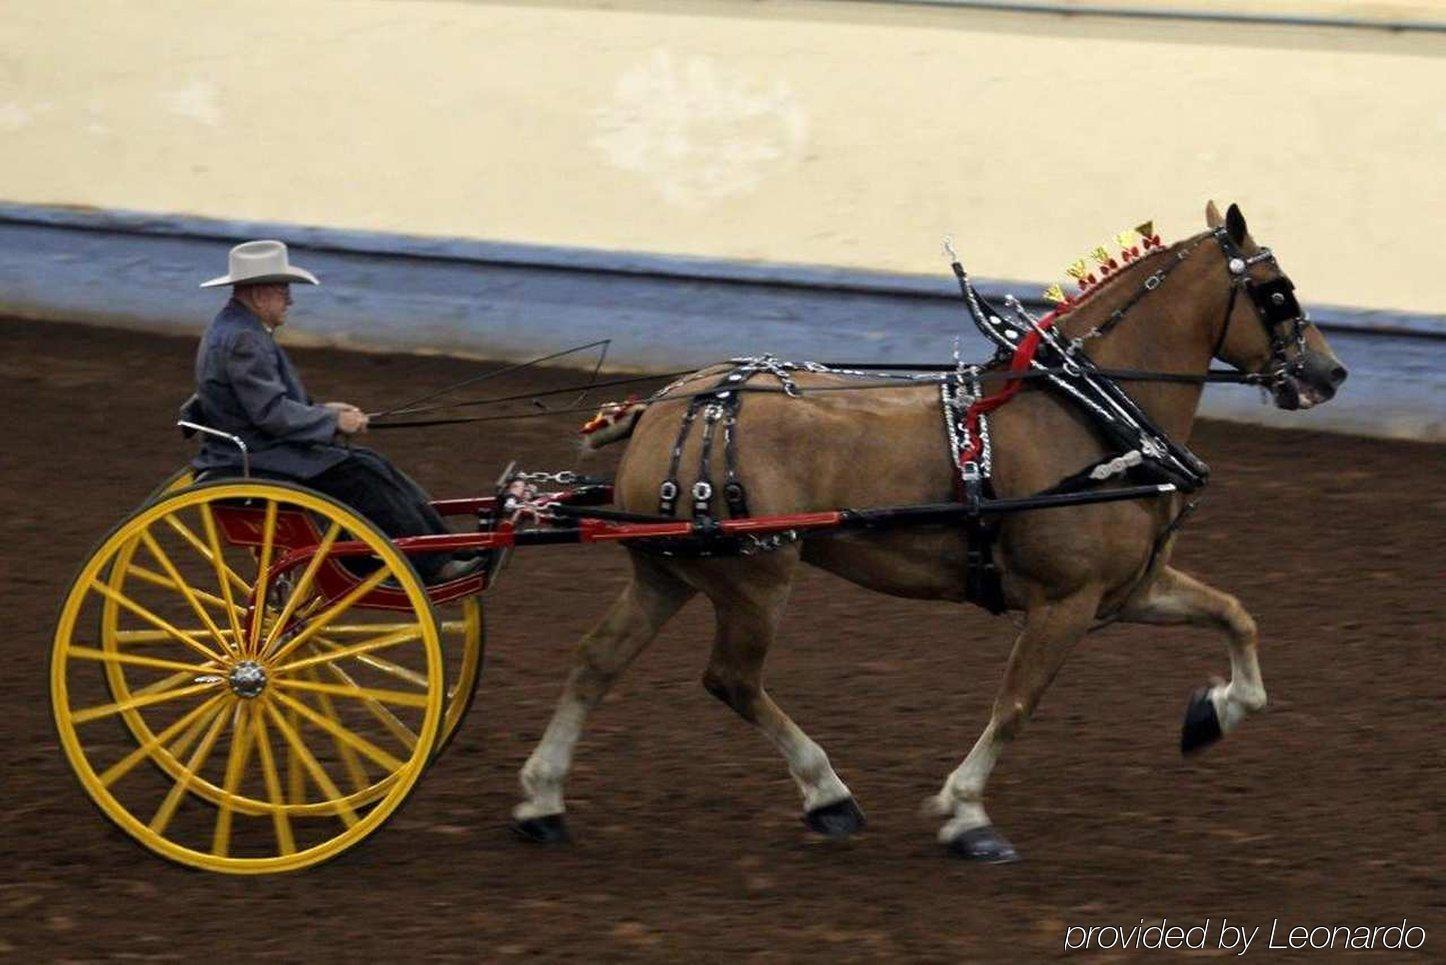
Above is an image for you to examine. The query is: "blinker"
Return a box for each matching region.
[1250,276,1300,324]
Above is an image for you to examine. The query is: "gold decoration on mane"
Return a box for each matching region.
[1048,219,1163,310]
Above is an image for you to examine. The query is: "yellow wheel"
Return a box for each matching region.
[143,466,197,505]
[111,468,485,769]
[52,480,445,873]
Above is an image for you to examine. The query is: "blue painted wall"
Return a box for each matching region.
[1,205,1440,441]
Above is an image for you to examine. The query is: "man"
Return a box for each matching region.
[180,239,476,584]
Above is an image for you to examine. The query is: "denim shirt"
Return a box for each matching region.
[180,300,347,479]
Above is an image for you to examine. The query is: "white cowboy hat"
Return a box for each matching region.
[199,239,320,288]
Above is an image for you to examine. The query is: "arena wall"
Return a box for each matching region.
[1,0,1442,438]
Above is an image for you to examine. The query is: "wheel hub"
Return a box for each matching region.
[228,661,268,698]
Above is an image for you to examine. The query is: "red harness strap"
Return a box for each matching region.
[956,312,1059,465]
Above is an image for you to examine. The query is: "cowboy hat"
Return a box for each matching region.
[199,240,320,288]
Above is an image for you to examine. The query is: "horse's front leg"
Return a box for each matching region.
[511,553,695,842]
[930,587,1102,862]
[1117,564,1267,752]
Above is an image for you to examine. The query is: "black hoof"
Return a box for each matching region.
[947,825,1019,864]
[803,797,867,838]
[1181,687,1223,755]
[510,813,571,844]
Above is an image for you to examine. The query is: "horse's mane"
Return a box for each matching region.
[1052,227,1208,324]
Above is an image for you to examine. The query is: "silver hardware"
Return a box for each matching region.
[1144,273,1162,290]
[1271,292,1286,305]
[228,661,267,699]
[177,421,249,477]
[658,480,678,500]
[1228,257,1246,275]
[691,480,713,502]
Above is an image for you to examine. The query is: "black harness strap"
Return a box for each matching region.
[659,399,701,516]
[722,392,750,518]
[693,398,724,519]
[658,364,760,520]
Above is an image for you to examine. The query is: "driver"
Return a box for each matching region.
[178,240,479,584]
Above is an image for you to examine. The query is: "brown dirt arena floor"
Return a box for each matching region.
[0,317,1441,961]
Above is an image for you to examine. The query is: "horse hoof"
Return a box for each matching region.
[1181,687,1223,755]
[947,826,1020,864]
[510,813,571,844]
[803,797,867,838]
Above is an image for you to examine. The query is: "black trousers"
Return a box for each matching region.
[264,451,451,581]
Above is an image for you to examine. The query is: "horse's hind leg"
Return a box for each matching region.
[930,587,1101,862]
[1116,565,1266,754]
[511,551,695,841]
[691,550,864,837]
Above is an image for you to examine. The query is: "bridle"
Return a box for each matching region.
[1070,226,1309,393]
[1210,227,1309,388]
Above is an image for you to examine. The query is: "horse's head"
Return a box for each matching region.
[1204,201,1347,410]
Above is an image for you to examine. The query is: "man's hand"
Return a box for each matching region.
[334,405,369,436]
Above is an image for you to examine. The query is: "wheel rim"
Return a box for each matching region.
[53,482,445,873]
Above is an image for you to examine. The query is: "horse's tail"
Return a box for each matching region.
[579,397,648,451]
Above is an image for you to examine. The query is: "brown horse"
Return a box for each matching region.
[510,202,1347,861]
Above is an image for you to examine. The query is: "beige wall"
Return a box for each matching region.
[2,0,1442,313]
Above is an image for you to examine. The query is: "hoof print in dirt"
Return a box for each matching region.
[1180,687,1223,755]
[803,797,867,838]
[947,826,1020,864]
[511,814,571,844]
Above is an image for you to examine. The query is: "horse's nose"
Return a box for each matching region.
[1329,364,1348,388]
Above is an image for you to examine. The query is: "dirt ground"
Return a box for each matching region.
[0,318,1440,961]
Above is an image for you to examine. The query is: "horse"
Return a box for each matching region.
[509,202,1347,861]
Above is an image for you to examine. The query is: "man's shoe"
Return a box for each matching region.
[431,556,487,584]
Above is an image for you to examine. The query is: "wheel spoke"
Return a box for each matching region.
[284,705,305,805]
[272,625,422,676]
[250,710,296,855]
[212,704,256,856]
[313,636,428,689]
[259,521,341,657]
[72,680,220,725]
[270,677,430,709]
[320,660,418,752]
[161,513,250,595]
[140,532,236,657]
[124,566,245,619]
[86,580,226,665]
[149,701,230,835]
[197,506,249,660]
[248,714,296,856]
[265,568,394,666]
[246,501,279,658]
[113,627,241,646]
[67,646,218,675]
[299,667,371,794]
[99,694,227,788]
[264,702,360,828]
[321,621,462,637]
[269,691,405,772]
[134,669,197,698]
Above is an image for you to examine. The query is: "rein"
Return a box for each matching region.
[366,365,1267,430]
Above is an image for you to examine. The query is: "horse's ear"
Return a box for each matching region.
[1226,203,1249,244]
[1205,200,1224,228]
